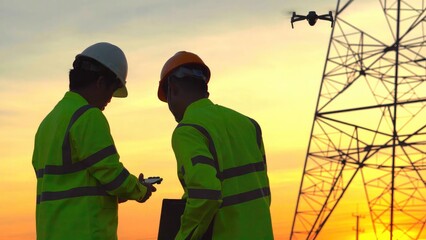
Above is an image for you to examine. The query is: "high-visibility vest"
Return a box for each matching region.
[32,91,147,240]
[171,98,273,240]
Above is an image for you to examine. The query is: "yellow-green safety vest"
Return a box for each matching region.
[32,91,147,240]
[172,98,273,240]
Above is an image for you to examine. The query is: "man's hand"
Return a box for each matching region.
[137,173,157,203]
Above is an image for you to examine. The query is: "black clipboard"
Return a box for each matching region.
[157,199,213,240]
[158,199,186,240]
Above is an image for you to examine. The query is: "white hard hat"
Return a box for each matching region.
[77,42,128,98]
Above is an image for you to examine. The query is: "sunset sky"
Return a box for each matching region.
[0,0,415,239]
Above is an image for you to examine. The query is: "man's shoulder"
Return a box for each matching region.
[55,96,107,128]
[74,106,107,125]
[183,102,256,127]
[214,104,256,124]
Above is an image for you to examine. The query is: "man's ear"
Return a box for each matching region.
[96,76,107,89]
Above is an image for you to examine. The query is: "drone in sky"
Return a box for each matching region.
[291,11,334,28]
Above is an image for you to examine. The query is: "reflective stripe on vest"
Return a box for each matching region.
[36,168,130,204]
[176,122,268,206]
[222,187,270,207]
[63,105,93,166]
[36,145,117,178]
[37,186,109,204]
[187,188,222,200]
[36,105,123,204]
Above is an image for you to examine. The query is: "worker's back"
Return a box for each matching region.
[32,92,119,240]
[178,98,273,239]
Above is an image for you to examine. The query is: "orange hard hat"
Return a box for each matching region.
[158,51,211,102]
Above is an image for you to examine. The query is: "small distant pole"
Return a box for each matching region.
[352,212,365,240]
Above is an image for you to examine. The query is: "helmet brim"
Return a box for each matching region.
[157,81,167,102]
[113,85,128,98]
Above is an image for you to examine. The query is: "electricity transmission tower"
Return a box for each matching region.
[290,0,426,239]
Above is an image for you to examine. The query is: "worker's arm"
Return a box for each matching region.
[249,118,272,205]
[172,126,222,240]
[71,108,148,202]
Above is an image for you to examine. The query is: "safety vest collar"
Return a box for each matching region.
[63,91,89,105]
[181,98,213,122]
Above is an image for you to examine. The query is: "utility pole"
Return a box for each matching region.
[352,212,365,240]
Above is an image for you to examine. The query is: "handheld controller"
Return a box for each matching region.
[143,177,163,184]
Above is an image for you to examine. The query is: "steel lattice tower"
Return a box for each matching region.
[290,0,426,239]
